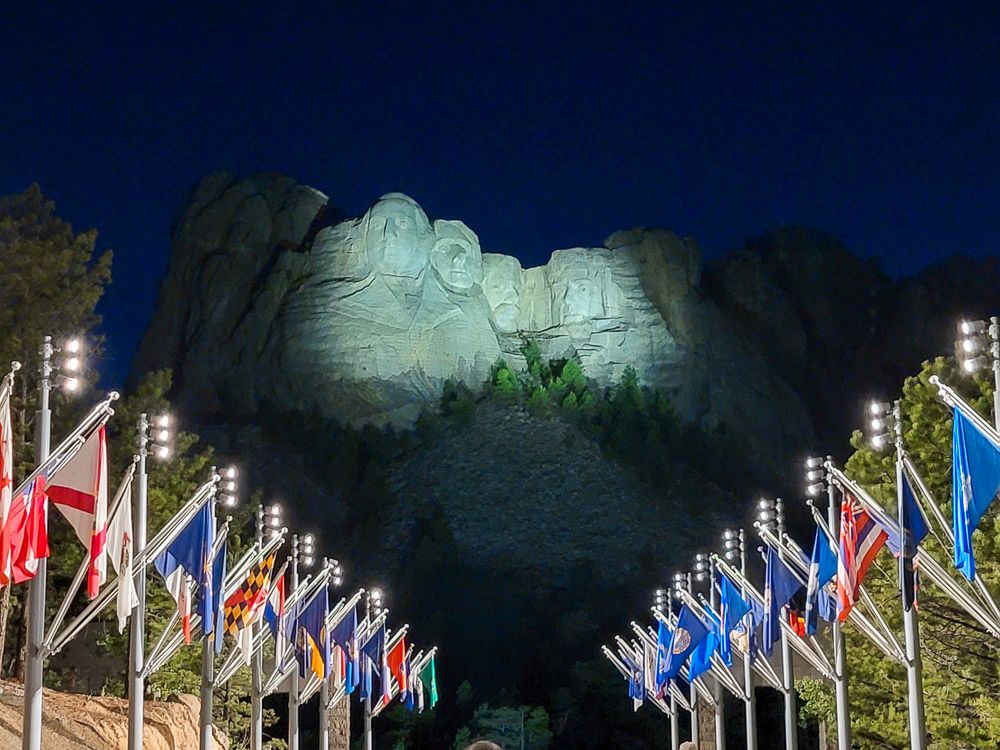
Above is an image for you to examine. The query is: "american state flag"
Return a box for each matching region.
[837,491,887,621]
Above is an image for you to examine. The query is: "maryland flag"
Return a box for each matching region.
[224,552,275,662]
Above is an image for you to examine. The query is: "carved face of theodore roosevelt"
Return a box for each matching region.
[362,193,434,278]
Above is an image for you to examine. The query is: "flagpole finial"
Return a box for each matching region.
[110,391,121,400]
[10,361,20,372]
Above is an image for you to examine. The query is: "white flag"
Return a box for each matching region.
[47,425,109,598]
[106,473,138,632]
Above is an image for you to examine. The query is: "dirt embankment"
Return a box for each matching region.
[0,681,227,750]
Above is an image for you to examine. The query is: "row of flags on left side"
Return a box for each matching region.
[0,381,136,630]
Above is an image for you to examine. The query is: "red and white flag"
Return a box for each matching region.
[0,379,13,584]
[3,476,50,584]
[46,425,109,598]
[106,472,138,632]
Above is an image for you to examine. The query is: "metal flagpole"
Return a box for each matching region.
[737,530,757,750]
[199,485,219,750]
[22,336,53,750]
[775,500,797,750]
[708,564,725,750]
[288,535,300,750]
[685,573,699,749]
[893,402,927,750]
[826,462,852,750]
[128,415,151,750]
[251,505,265,750]
[665,591,680,750]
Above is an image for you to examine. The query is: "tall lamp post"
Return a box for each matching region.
[23,335,83,750]
[868,401,927,750]
[671,571,698,748]
[250,502,282,750]
[722,528,755,750]
[363,587,384,750]
[288,533,315,750]
[654,587,680,750]
[806,456,851,750]
[127,412,172,750]
[318,559,344,750]
[757,497,797,750]
[694,552,724,750]
[200,466,238,750]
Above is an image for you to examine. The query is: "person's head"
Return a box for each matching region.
[464,742,503,750]
[362,192,434,277]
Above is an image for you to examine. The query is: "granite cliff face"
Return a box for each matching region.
[134,172,814,471]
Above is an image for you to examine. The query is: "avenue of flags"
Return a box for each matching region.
[602,333,1000,750]
[0,361,439,750]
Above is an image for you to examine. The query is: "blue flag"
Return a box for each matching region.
[805,527,838,635]
[154,503,214,632]
[900,469,929,609]
[718,574,751,666]
[207,537,227,653]
[295,588,329,680]
[664,605,710,678]
[953,406,1000,579]
[330,607,359,693]
[360,623,385,700]
[654,619,671,696]
[689,606,720,681]
[763,546,803,657]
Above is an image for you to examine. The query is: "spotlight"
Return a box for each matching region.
[63,377,79,392]
[963,355,989,373]
[64,357,80,372]
[872,434,887,450]
[224,466,237,480]
[222,494,237,507]
[64,338,82,354]
[961,319,987,336]
[807,482,825,496]
[155,414,170,428]
[805,456,824,469]
[155,444,170,460]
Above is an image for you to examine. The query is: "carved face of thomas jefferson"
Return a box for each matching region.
[362,193,434,278]
[430,220,483,294]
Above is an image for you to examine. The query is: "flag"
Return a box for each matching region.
[387,635,408,699]
[414,665,426,712]
[643,640,656,703]
[952,406,1000,579]
[805,526,838,635]
[294,588,329,680]
[207,535,227,653]
[654,619,671,697]
[154,502,213,643]
[689,606,720,681]
[900,469,929,610]
[718,573,751,666]
[620,646,643,710]
[837,492,887,621]
[330,606,359,694]
[224,552,275,634]
[4,476,50,584]
[419,655,438,709]
[763,546,803,657]
[664,604,710,678]
[46,425,108,598]
[263,560,287,640]
[361,623,385,700]
[0,378,13,585]
[405,654,417,711]
[106,473,138,632]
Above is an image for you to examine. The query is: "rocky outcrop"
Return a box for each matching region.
[134,172,814,475]
[0,682,227,750]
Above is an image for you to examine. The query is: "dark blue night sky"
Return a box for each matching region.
[2,2,999,383]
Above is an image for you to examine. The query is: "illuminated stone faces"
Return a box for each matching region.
[482,254,524,332]
[430,220,483,295]
[547,249,613,326]
[362,192,434,278]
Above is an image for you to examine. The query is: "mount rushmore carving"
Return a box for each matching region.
[134,172,813,467]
